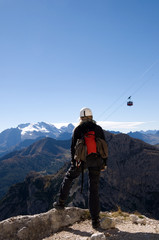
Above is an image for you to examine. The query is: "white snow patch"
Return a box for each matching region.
[19,123,50,135]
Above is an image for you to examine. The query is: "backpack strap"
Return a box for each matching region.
[81,161,84,193]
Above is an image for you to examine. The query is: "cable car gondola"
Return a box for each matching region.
[127,96,133,106]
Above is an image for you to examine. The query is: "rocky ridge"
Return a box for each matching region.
[0,207,87,240]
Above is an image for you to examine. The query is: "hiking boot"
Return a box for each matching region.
[92,218,100,229]
[53,199,65,210]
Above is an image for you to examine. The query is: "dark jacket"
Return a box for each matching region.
[71,120,106,164]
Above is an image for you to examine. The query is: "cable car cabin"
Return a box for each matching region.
[127,101,133,106]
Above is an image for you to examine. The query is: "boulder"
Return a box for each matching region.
[91,232,106,240]
[100,217,116,230]
[0,207,87,240]
[130,214,146,225]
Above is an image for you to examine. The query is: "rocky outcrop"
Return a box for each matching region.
[0,207,87,240]
[43,210,159,240]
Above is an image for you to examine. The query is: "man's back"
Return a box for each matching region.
[71,120,106,162]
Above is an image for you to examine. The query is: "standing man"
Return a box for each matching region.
[53,107,108,228]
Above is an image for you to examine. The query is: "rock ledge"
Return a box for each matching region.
[0,207,87,240]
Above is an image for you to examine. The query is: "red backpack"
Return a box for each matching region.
[84,131,97,155]
[74,130,108,167]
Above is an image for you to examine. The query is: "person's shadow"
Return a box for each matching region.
[103,228,159,240]
[61,227,92,237]
[64,227,159,240]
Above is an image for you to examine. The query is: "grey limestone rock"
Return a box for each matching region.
[0,207,87,240]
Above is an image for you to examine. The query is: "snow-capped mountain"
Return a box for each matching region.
[17,122,74,140]
[0,122,75,157]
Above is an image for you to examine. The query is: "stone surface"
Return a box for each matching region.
[130,214,147,225]
[0,207,87,240]
[43,213,159,240]
[90,232,106,239]
[100,217,116,230]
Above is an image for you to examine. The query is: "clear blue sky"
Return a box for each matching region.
[0,0,159,133]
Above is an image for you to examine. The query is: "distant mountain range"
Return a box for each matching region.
[0,122,159,159]
[1,131,159,221]
[0,122,74,157]
[127,130,159,145]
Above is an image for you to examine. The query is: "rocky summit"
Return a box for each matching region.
[1,207,159,240]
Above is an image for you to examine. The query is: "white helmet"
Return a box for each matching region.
[80,107,93,118]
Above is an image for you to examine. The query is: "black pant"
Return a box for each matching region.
[59,163,101,220]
